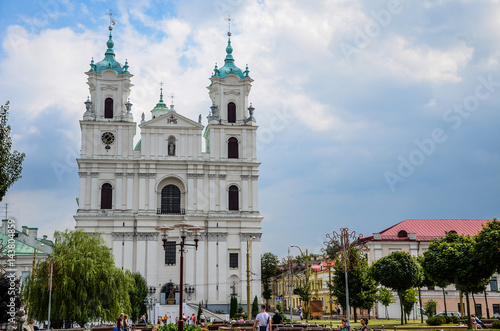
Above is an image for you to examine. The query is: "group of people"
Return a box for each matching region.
[116,313,131,331]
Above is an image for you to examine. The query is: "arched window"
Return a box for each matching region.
[228,185,239,211]
[161,184,181,214]
[397,230,408,238]
[168,136,176,156]
[228,137,239,159]
[227,102,236,123]
[104,98,114,118]
[101,183,112,209]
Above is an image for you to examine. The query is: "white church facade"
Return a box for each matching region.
[74,26,263,312]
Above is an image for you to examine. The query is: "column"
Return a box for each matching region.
[93,127,98,157]
[196,174,204,211]
[207,235,218,302]
[219,174,226,211]
[148,173,156,211]
[78,172,87,209]
[251,175,259,211]
[139,173,147,210]
[117,126,123,157]
[194,234,206,302]
[126,173,134,210]
[187,174,195,211]
[218,236,228,301]
[241,175,249,211]
[242,130,247,160]
[209,174,216,211]
[115,173,123,209]
[91,172,99,209]
[151,130,156,157]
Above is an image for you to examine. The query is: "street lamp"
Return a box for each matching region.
[247,236,256,320]
[291,245,309,321]
[288,246,293,323]
[148,286,156,323]
[156,222,202,331]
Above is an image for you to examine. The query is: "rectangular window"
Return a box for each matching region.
[491,277,498,291]
[229,253,238,268]
[493,304,500,314]
[165,241,176,265]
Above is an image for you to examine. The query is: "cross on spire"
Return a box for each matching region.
[108,10,116,30]
[226,15,233,36]
[170,92,175,105]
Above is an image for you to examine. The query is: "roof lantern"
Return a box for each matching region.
[89,22,128,74]
[212,31,249,79]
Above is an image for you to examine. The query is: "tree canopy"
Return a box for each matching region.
[0,101,25,202]
[23,230,131,328]
[261,252,279,302]
[328,248,378,322]
[476,218,500,275]
[126,271,148,323]
[371,251,423,325]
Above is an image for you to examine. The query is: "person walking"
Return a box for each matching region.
[117,313,124,331]
[340,318,351,331]
[253,305,272,331]
[360,318,368,331]
[123,314,130,331]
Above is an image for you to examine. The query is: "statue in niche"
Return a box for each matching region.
[168,139,175,156]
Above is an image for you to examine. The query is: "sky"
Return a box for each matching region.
[1,0,500,259]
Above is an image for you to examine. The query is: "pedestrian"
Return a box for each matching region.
[298,308,303,320]
[253,304,272,331]
[140,314,147,324]
[200,311,206,328]
[272,312,283,325]
[191,314,197,326]
[340,318,351,331]
[360,318,368,331]
[117,313,124,331]
[123,315,130,331]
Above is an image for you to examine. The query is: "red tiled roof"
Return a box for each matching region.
[362,219,490,242]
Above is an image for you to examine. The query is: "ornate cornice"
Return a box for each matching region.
[91,172,99,178]
[241,175,249,180]
[240,233,262,242]
[111,232,159,241]
[196,174,205,178]
[187,173,197,178]
[78,172,87,177]
[115,173,124,177]
[138,173,148,177]
[208,174,217,179]
[251,175,259,180]
[137,232,158,241]
[148,173,157,178]
[126,173,135,178]
[219,174,226,180]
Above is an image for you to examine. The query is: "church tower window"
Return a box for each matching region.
[101,183,112,209]
[228,137,239,159]
[227,102,236,123]
[228,185,239,210]
[161,184,181,214]
[168,136,176,156]
[104,98,114,118]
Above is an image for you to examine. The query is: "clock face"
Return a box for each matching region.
[101,132,115,145]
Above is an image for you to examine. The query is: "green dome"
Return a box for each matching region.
[90,31,128,74]
[212,37,249,79]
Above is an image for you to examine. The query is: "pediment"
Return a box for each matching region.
[140,112,203,130]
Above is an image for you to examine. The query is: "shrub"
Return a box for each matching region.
[492,321,500,329]
[426,316,446,325]
[445,316,458,323]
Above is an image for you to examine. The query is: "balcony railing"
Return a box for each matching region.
[157,208,185,215]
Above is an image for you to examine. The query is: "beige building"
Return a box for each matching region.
[362,219,500,319]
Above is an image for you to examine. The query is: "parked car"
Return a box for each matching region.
[436,311,462,317]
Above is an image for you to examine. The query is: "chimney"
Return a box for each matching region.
[409,233,416,240]
[373,233,381,240]
[29,227,38,239]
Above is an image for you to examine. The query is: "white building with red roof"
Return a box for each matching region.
[362,219,500,319]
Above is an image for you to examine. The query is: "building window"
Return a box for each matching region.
[101,183,112,209]
[491,277,498,291]
[427,286,435,290]
[161,184,181,214]
[229,253,238,268]
[493,304,500,315]
[105,98,113,118]
[168,136,176,156]
[228,137,238,158]
[228,185,239,211]
[165,241,176,265]
[397,230,407,237]
[228,102,236,123]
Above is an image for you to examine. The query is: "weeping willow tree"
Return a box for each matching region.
[22,230,132,328]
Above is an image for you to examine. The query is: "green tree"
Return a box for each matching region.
[328,248,378,322]
[0,101,25,202]
[22,230,131,328]
[401,288,418,322]
[476,218,500,275]
[423,299,437,317]
[422,232,491,329]
[294,273,312,320]
[0,273,21,323]
[377,287,396,319]
[230,296,238,318]
[261,252,279,304]
[252,295,259,318]
[370,251,423,325]
[126,271,148,323]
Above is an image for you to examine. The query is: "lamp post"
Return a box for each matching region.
[156,222,202,331]
[291,245,309,321]
[288,246,293,323]
[148,286,156,324]
[247,236,256,320]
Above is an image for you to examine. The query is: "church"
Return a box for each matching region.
[74,23,263,313]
